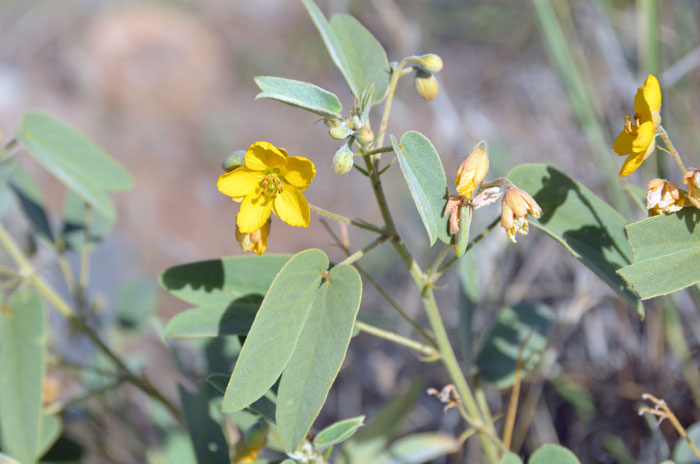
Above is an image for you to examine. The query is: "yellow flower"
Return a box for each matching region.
[455,141,489,199]
[613,75,662,177]
[682,169,700,209]
[646,178,686,216]
[235,220,270,255]
[501,187,542,243]
[218,141,316,233]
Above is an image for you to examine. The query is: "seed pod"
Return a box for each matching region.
[332,144,354,175]
[221,150,245,172]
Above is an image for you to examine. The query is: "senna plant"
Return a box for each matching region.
[2,1,700,464]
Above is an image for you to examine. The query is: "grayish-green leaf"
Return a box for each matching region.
[476,302,553,388]
[165,298,260,339]
[313,416,365,450]
[507,164,643,316]
[116,278,158,332]
[16,110,133,221]
[179,385,229,464]
[8,164,53,242]
[60,190,112,251]
[160,255,290,306]
[300,0,389,103]
[391,132,450,246]
[673,422,700,464]
[207,374,276,423]
[222,249,328,413]
[255,77,342,119]
[277,264,362,452]
[0,290,46,464]
[528,444,581,464]
[36,414,62,461]
[501,452,524,464]
[372,433,459,464]
[618,210,700,299]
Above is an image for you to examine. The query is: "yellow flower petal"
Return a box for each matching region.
[273,186,310,228]
[632,121,655,153]
[633,86,652,121]
[283,156,316,190]
[217,167,263,199]
[238,189,273,233]
[619,151,646,177]
[245,141,288,171]
[643,74,661,113]
[613,130,634,155]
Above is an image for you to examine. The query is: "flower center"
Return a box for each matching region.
[260,173,284,199]
[624,113,642,135]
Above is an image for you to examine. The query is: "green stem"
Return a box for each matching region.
[659,126,687,174]
[0,222,182,422]
[309,204,386,234]
[355,320,439,358]
[356,146,393,157]
[432,217,500,280]
[425,245,452,280]
[337,235,389,267]
[376,58,409,148]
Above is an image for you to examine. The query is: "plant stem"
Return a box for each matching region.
[357,146,393,157]
[355,320,439,358]
[309,204,386,234]
[659,126,687,174]
[0,222,182,422]
[641,393,700,461]
[375,59,408,148]
[433,217,500,280]
[337,235,389,266]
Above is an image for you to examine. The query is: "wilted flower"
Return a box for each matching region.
[682,169,700,209]
[456,141,489,199]
[217,141,316,233]
[443,195,466,236]
[501,187,542,243]
[235,220,270,255]
[646,179,686,216]
[613,75,662,177]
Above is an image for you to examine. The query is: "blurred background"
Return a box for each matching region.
[4,0,700,462]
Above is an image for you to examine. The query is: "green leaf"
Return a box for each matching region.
[0,454,19,463]
[179,384,229,464]
[528,444,581,464]
[618,210,700,299]
[207,374,276,423]
[165,297,261,338]
[300,0,390,103]
[507,164,643,316]
[391,132,450,246]
[673,422,700,464]
[8,164,53,242]
[222,249,328,413]
[0,290,46,464]
[60,190,112,251]
[16,110,133,222]
[160,254,290,306]
[476,302,553,388]
[276,264,362,451]
[501,452,524,464]
[372,433,459,464]
[313,416,365,450]
[255,76,342,119]
[116,278,158,332]
[36,414,62,461]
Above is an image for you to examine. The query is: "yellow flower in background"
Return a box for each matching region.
[613,75,662,177]
[218,141,316,233]
[235,220,270,255]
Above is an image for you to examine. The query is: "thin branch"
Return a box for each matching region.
[355,320,439,358]
[337,235,389,266]
[309,204,386,234]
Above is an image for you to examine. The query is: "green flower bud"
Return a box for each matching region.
[221,150,246,172]
[413,54,443,73]
[414,71,440,101]
[356,128,375,147]
[329,123,352,140]
[332,144,354,175]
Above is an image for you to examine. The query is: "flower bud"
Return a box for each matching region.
[411,54,443,73]
[646,178,686,216]
[329,123,352,140]
[356,128,375,147]
[683,169,700,209]
[235,220,270,255]
[455,141,489,199]
[501,187,542,243]
[244,420,269,449]
[332,144,354,175]
[222,150,246,172]
[414,71,440,101]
